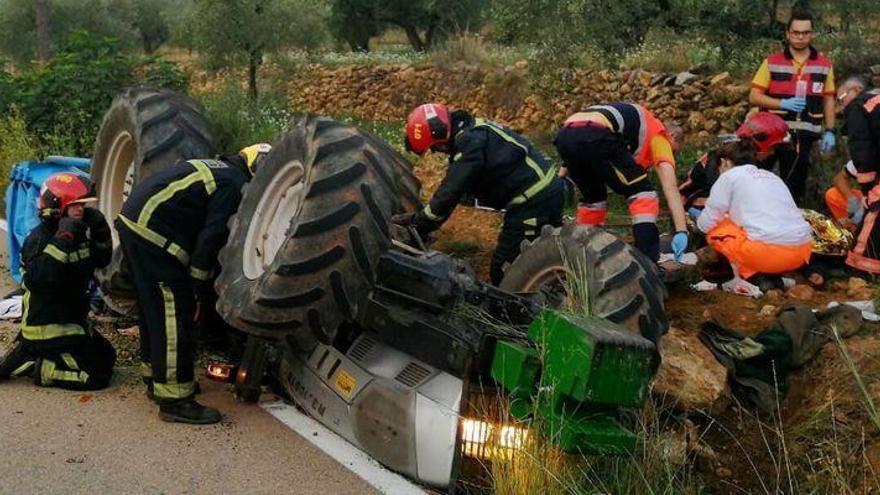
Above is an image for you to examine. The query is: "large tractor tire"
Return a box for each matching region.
[500,224,668,343]
[91,88,214,313]
[215,115,421,351]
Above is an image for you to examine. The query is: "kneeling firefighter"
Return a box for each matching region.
[0,173,116,390]
[116,144,270,424]
[398,103,564,285]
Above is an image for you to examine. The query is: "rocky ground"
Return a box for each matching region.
[412,152,880,493]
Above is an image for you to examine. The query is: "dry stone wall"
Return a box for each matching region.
[287,63,752,142]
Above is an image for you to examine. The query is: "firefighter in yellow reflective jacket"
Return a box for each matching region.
[399,103,564,285]
[0,173,116,389]
[116,144,270,424]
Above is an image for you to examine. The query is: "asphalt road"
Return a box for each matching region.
[0,274,377,494]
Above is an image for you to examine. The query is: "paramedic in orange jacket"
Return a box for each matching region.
[554,103,688,263]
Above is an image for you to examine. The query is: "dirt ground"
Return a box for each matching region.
[0,252,377,495]
[414,153,880,493]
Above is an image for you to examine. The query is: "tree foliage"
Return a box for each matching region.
[329,0,487,52]
[0,0,177,62]
[2,31,188,155]
[179,0,328,98]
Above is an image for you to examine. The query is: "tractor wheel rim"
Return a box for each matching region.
[243,160,305,280]
[101,131,135,247]
[523,266,570,309]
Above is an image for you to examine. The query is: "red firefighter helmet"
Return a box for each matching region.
[38,172,96,218]
[735,113,790,156]
[405,103,451,155]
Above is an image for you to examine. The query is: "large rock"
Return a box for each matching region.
[653,328,730,414]
[675,71,699,86]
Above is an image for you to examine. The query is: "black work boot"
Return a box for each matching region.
[0,337,34,379]
[158,398,221,425]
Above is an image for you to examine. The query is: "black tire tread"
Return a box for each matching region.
[91,88,215,312]
[215,115,421,348]
[499,224,668,343]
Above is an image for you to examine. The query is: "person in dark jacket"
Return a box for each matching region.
[0,172,116,390]
[397,103,563,285]
[554,102,688,264]
[680,112,792,218]
[116,143,270,424]
[837,77,880,274]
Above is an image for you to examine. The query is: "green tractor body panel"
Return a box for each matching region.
[490,309,659,454]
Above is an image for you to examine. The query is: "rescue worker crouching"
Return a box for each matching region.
[396,103,564,285]
[696,139,813,294]
[116,143,270,424]
[553,102,688,265]
[681,112,792,217]
[0,173,116,390]
[824,160,864,227]
[837,76,880,274]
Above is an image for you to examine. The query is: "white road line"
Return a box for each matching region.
[260,399,427,495]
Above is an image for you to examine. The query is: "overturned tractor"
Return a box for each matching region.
[91,90,667,490]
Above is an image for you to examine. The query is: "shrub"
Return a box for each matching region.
[824,26,880,80]
[0,109,40,209]
[197,80,292,153]
[0,60,14,112]
[15,31,136,156]
[6,30,189,156]
[138,56,190,93]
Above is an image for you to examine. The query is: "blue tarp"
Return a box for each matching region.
[5,156,91,283]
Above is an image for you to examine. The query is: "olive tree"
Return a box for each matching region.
[180,0,328,98]
[329,0,486,52]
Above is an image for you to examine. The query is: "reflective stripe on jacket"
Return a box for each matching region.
[764,48,833,135]
[119,157,248,278]
[20,220,111,342]
[566,103,672,169]
[422,119,559,223]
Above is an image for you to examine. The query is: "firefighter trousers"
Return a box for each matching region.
[8,332,117,390]
[491,181,564,285]
[118,224,197,402]
[554,125,661,261]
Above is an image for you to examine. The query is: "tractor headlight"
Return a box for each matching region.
[459,417,530,460]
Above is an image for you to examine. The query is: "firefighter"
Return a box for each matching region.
[553,102,688,264]
[116,143,270,424]
[681,112,791,216]
[748,9,837,204]
[397,103,563,285]
[838,77,880,274]
[0,173,116,390]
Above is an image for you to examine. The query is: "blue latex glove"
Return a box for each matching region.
[779,97,806,113]
[671,231,688,262]
[687,207,702,220]
[848,196,865,225]
[820,130,836,153]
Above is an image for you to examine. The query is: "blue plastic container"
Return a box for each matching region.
[5,156,91,283]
